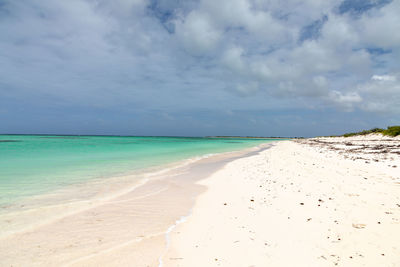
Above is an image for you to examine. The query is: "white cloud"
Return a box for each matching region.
[222,46,245,72]
[320,14,358,49]
[1,0,399,116]
[313,76,328,88]
[201,0,289,39]
[328,91,363,111]
[235,82,260,96]
[371,75,397,82]
[356,0,400,49]
[357,73,400,113]
[174,11,221,55]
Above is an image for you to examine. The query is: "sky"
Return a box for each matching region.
[0,0,399,137]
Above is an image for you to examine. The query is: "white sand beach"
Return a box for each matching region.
[163,136,400,266]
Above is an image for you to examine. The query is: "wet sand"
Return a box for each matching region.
[0,144,270,267]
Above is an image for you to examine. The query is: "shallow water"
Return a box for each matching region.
[0,144,274,266]
[0,135,277,205]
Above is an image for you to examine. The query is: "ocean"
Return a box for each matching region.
[0,135,276,206]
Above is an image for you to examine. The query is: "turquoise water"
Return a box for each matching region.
[0,135,276,205]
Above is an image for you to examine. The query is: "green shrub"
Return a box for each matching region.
[342,127,384,137]
[343,132,357,137]
[342,126,400,137]
[369,128,384,133]
[382,126,400,137]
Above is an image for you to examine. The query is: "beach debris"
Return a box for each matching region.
[329,254,340,266]
[300,202,304,205]
[352,223,366,229]
[307,218,312,222]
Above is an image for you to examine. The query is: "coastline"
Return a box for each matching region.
[0,135,273,207]
[0,142,273,266]
[2,135,399,266]
[163,137,400,266]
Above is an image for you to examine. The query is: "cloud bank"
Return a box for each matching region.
[0,0,399,135]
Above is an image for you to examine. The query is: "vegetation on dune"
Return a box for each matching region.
[342,126,400,137]
[383,126,400,137]
[343,127,384,137]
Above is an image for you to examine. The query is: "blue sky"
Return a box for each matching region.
[0,0,399,137]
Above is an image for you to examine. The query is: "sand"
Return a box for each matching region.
[163,136,400,266]
[2,135,399,266]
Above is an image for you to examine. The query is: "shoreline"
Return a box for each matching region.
[163,136,400,266]
[0,141,273,237]
[0,135,273,208]
[2,135,399,266]
[0,142,274,266]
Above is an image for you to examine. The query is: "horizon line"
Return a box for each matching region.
[0,133,297,139]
